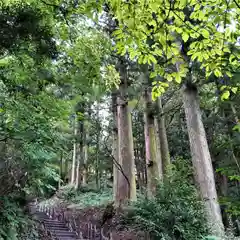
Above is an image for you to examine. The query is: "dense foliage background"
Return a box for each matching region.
[0,0,240,239]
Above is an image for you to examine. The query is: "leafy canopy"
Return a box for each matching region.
[85,0,240,99]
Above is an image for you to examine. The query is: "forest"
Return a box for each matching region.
[0,0,240,239]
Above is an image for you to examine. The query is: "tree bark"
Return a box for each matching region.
[182,83,224,236]
[230,102,238,124]
[135,142,143,191]
[75,102,85,190]
[144,88,162,197]
[75,125,84,189]
[156,97,170,175]
[71,116,77,184]
[75,151,80,189]
[112,91,120,204]
[116,59,136,205]
[128,109,137,200]
[64,158,69,183]
[59,153,63,189]
[82,134,88,186]
[82,108,90,187]
[96,104,100,190]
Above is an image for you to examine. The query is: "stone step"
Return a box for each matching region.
[44,220,66,225]
[54,231,76,236]
[58,238,78,240]
[45,226,68,231]
[44,221,66,226]
[45,224,67,229]
[36,214,48,217]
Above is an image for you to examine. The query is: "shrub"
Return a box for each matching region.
[71,188,112,208]
[204,233,240,240]
[124,160,209,240]
[58,184,102,200]
[0,196,39,240]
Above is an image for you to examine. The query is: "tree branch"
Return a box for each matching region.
[102,136,131,189]
[233,0,240,9]
[39,0,59,8]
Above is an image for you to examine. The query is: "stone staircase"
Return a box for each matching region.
[32,205,111,240]
[35,210,78,240]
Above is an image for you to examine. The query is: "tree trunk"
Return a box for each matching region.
[116,59,136,205]
[71,116,77,184]
[140,135,147,187]
[220,174,229,228]
[82,137,88,186]
[64,158,69,183]
[75,103,85,190]
[128,109,137,200]
[75,133,84,189]
[230,102,238,124]
[112,91,120,204]
[144,88,162,197]
[75,152,80,189]
[135,142,144,192]
[82,108,90,187]
[156,97,170,175]
[182,83,224,236]
[96,104,100,190]
[59,153,63,189]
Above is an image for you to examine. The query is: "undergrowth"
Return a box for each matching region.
[0,195,40,240]
[57,184,113,208]
[124,159,209,240]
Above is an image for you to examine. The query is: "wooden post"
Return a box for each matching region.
[87,223,91,239]
[52,208,55,219]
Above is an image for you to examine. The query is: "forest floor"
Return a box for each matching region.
[39,188,147,240]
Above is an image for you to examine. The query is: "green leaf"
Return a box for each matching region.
[214,69,222,77]
[215,49,222,56]
[142,55,148,64]
[138,55,144,64]
[201,29,210,38]
[226,71,233,77]
[150,71,157,78]
[175,73,181,83]
[129,50,138,60]
[220,85,226,91]
[221,90,230,100]
[233,124,240,132]
[166,74,173,81]
[148,55,157,64]
[112,29,123,36]
[182,32,189,42]
[198,10,205,20]
[192,52,200,61]
[231,87,238,94]
[175,27,183,34]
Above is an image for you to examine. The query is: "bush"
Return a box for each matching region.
[58,184,102,200]
[71,188,112,208]
[124,160,209,240]
[204,233,240,240]
[0,196,39,240]
[55,184,112,208]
